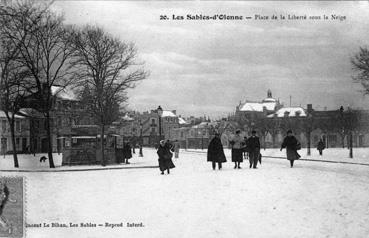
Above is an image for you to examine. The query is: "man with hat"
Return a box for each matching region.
[246,130,261,169]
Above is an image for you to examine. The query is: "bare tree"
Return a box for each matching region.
[3,3,75,168]
[352,47,369,95]
[71,26,148,166]
[0,3,37,167]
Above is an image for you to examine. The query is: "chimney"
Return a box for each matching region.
[307,104,313,113]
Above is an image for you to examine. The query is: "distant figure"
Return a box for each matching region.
[317,139,325,156]
[39,156,48,163]
[132,143,136,154]
[123,142,132,164]
[246,130,261,169]
[173,140,180,158]
[207,133,227,170]
[230,129,244,169]
[157,140,175,175]
[281,130,301,168]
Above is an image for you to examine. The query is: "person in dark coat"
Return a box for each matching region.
[123,142,132,164]
[207,133,227,170]
[246,130,261,169]
[230,129,244,169]
[157,140,175,175]
[317,139,325,156]
[280,130,301,168]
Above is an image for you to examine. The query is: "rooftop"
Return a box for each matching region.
[267,107,306,118]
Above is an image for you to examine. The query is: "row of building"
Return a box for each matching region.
[1,89,369,155]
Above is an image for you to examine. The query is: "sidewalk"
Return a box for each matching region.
[0,149,158,172]
[184,148,369,166]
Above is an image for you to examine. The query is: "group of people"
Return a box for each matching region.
[207,129,303,170]
[156,129,326,174]
[207,129,263,170]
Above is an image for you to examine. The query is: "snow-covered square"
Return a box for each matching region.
[1,148,369,238]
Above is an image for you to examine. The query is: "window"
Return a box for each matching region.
[1,138,7,153]
[15,120,21,132]
[151,128,156,133]
[16,138,20,150]
[1,120,6,132]
[328,134,337,145]
[58,117,62,127]
[34,120,39,129]
[151,119,155,124]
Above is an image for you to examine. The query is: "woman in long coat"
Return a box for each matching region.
[123,142,132,164]
[280,130,301,168]
[207,133,227,170]
[230,130,244,169]
[157,140,175,175]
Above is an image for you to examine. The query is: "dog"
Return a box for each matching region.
[39,156,48,163]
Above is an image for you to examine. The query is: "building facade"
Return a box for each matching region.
[0,111,31,154]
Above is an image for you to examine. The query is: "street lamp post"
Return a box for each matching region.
[340,106,353,159]
[307,113,313,156]
[139,122,143,157]
[348,108,353,159]
[201,130,204,150]
[157,106,163,144]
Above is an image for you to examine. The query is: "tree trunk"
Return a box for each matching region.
[349,131,353,158]
[7,116,19,168]
[341,134,345,148]
[45,111,55,168]
[272,132,276,148]
[307,131,311,156]
[101,124,105,166]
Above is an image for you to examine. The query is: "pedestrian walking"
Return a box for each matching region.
[246,130,261,169]
[207,133,227,170]
[123,142,132,164]
[157,140,175,175]
[230,129,244,169]
[173,140,180,158]
[317,139,325,156]
[280,130,301,168]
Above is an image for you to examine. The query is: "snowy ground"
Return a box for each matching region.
[1,148,369,238]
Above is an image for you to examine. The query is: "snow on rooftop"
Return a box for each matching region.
[267,107,307,118]
[178,117,188,125]
[240,101,277,112]
[0,110,25,119]
[122,115,134,121]
[262,98,277,103]
[51,86,77,101]
[162,110,177,117]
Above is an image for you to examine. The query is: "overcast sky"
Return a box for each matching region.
[53,1,369,118]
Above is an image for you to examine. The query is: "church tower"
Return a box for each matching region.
[267,89,272,98]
